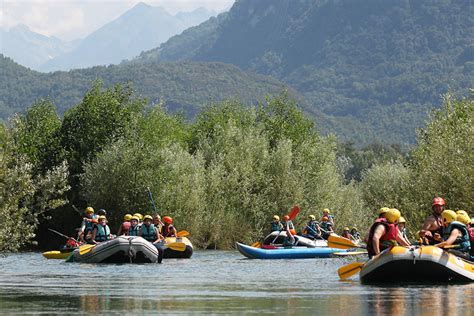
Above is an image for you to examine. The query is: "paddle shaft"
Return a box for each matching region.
[147,187,158,213]
[48,228,78,242]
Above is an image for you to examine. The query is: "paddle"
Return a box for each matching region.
[176,230,189,237]
[251,241,261,248]
[48,228,78,242]
[79,244,95,255]
[333,251,368,256]
[328,235,360,249]
[147,187,158,213]
[338,262,365,280]
[165,242,187,252]
[288,205,300,220]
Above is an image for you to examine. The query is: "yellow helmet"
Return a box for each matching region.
[85,207,94,214]
[384,208,401,224]
[398,216,406,224]
[98,215,107,220]
[323,208,330,214]
[123,214,132,221]
[143,215,153,221]
[441,210,457,225]
[456,210,468,217]
[309,215,316,220]
[378,207,390,215]
[133,213,143,220]
[456,213,471,225]
[343,227,350,231]
[131,216,139,221]
[273,215,280,221]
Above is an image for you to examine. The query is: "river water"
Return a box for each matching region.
[0,251,472,315]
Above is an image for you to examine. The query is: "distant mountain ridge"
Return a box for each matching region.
[135,0,474,145]
[0,24,77,70]
[1,3,216,72]
[39,3,216,72]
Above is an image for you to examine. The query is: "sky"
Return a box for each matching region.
[0,0,235,41]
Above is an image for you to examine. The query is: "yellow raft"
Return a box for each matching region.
[163,236,193,258]
[360,246,474,283]
[42,250,74,260]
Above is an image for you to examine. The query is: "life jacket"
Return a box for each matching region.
[84,220,95,235]
[271,222,282,232]
[95,224,110,242]
[128,224,139,236]
[468,226,474,242]
[442,221,470,253]
[367,218,398,258]
[305,221,319,236]
[162,224,176,238]
[320,221,332,232]
[141,224,157,242]
[120,222,131,235]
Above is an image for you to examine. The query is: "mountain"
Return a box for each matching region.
[135,0,474,145]
[0,55,297,121]
[0,25,76,70]
[39,3,216,72]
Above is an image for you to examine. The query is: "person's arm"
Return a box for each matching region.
[117,225,123,236]
[420,217,435,235]
[396,230,410,246]
[435,229,461,248]
[153,228,163,243]
[372,225,385,256]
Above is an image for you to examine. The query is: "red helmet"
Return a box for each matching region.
[283,215,290,221]
[163,216,173,224]
[432,197,446,207]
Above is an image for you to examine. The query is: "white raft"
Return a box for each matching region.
[67,236,159,263]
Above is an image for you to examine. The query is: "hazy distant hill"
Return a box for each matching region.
[0,55,295,120]
[0,25,76,70]
[136,0,474,145]
[39,3,216,72]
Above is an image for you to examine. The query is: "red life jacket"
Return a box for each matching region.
[367,218,398,258]
[121,222,131,235]
[469,226,474,242]
[162,224,176,238]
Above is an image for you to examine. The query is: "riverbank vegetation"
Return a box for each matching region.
[0,83,472,251]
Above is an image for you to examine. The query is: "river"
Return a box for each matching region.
[0,251,472,314]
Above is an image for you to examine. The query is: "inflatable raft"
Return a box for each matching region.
[67,236,160,263]
[236,242,340,259]
[162,236,193,259]
[262,231,328,248]
[360,246,474,283]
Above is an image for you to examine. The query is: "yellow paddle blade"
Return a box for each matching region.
[328,235,358,249]
[176,230,189,237]
[167,242,186,252]
[79,244,95,255]
[251,242,261,248]
[338,262,365,280]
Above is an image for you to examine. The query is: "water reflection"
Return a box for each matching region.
[0,252,472,314]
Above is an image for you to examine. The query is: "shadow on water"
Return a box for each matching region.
[0,251,472,314]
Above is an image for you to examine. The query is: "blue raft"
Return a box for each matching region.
[236,242,340,259]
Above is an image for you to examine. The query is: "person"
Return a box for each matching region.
[90,215,113,244]
[398,216,409,242]
[153,214,164,234]
[161,216,177,238]
[133,213,143,224]
[78,206,98,243]
[97,209,107,217]
[378,207,390,218]
[419,197,445,245]
[139,215,163,243]
[302,215,322,240]
[128,216,140,236]
[319,216,334,239]
[341,227,354,240]
[117,214,132,236]
[434,210,470,259]
[282,215,295,246]
[322,209,334,224]
[454,211,473,257]
[366,208,410,258]
[350,227,361,242]
[271,215,284,232]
